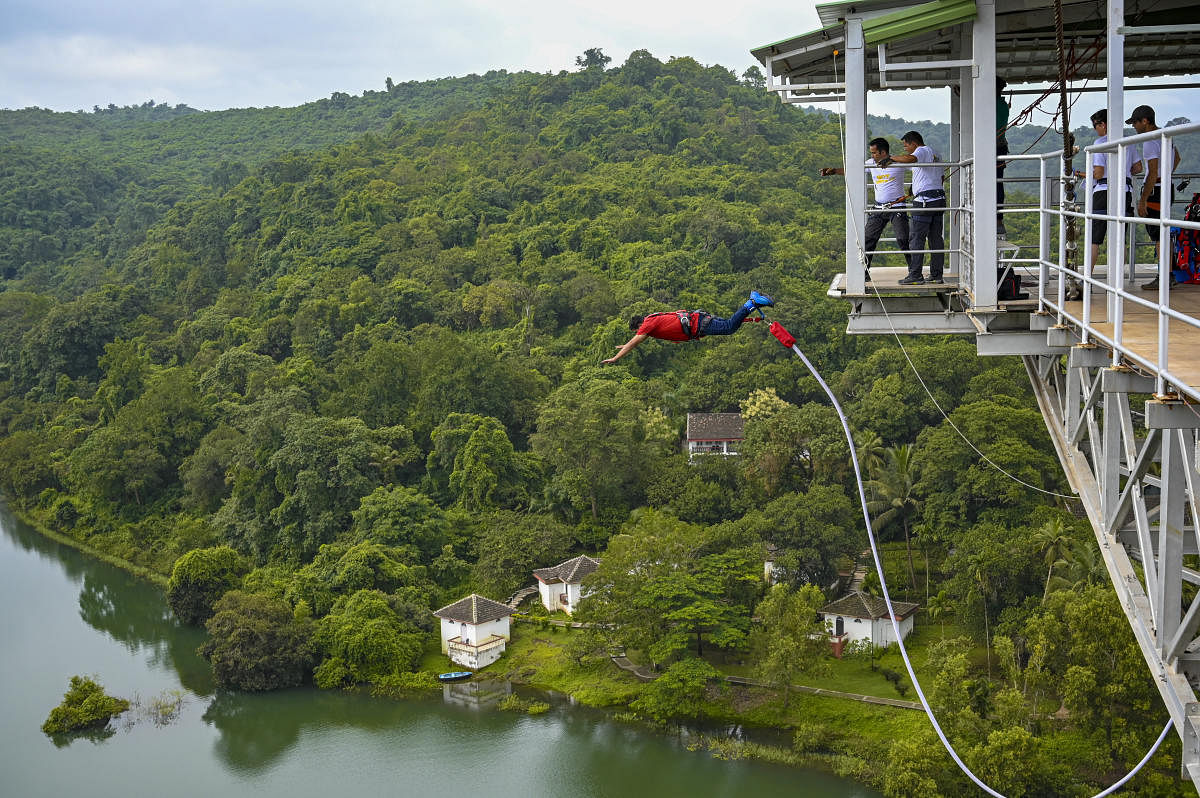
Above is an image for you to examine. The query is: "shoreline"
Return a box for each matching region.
[9,504,169,589]
[9,501,901,792]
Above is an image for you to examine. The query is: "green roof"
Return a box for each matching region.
[862,0,977,45]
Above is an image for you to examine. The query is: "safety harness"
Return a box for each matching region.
[644,310,711,340]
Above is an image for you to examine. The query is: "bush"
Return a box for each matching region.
[167,546,247,625]
[498,693,551,714]
[199,591,314,691]
[42,676,130,735]
[370,671,440,697]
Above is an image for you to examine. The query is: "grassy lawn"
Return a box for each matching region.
[714,610,984,704]
[493,621,644,707]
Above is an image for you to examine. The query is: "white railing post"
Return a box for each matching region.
[844,18,867,294]
[972,0,998,307]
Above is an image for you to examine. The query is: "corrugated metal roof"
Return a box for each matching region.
[863,0,977,45]
[752,0,1200,95]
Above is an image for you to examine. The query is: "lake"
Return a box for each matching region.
[0,504,879,797]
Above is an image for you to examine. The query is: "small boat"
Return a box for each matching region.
[437,671,473,682]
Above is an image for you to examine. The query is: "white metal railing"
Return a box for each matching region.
[1002,123,1200,400]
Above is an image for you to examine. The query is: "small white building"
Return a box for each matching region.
[433,594,513,670]
[685,413,744,461]
[819,591,919,656]
[533,555,601,615]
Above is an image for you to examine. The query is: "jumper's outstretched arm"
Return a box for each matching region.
[602,333,648,364]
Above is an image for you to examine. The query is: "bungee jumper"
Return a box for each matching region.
[601,291,775,364]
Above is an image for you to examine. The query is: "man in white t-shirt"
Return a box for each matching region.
[1127,104,1182,290]
[820,137,910,281]
[891,130,946,284]
[1087,109,1134,272]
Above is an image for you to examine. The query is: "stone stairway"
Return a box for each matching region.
[505,585,538,610]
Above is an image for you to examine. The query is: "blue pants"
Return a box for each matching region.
[697,303,753,336]
[909,194,946,279]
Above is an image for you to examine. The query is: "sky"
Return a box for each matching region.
[1,0,1196,128]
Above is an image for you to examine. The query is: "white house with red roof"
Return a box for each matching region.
[433,594,513,670]
[532,555,601,615]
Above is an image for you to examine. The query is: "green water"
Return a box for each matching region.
[0,505,880,797]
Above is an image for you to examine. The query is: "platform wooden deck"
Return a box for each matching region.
[1063,286,1200,392]
[831,267,1200,395]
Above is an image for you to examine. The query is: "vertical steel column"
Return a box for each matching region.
[1101,370,1123,530]
[1107,0,1125,317]
[950,78,961,279]
[1159,424,1186,656]
[972,0,998,307]
[844,18,868,295]
[959,26,976,291]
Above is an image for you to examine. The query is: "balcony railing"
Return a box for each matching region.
[447,635,506,656]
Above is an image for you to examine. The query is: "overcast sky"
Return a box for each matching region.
[1,0,1196,129]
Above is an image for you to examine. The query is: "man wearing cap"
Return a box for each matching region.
[1127,104,1182,289]
[1086,110,1134,278]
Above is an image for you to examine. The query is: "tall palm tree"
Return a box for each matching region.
[970,566,994,678]
[1032,517,1073,601]
[1046,538,1103,594]
[927,590,951,639]
[855,429,886,482]
[866,444,921,596]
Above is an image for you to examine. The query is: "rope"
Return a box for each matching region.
[763,316,1173,798]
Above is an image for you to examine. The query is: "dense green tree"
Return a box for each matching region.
[630,658,720,723]
[577,510,758,664]
[350,485,451,562]
[749,485,860,589]
[866,444,921,596]
[200,591,314,691]
[740,399,848,497]
[166,545,248,625]
[265,416,416,559]
[471,511,572,599]
[915,397,1063,539]
[531,375,674,520]
[750,584,828,707]
[312,589,431,687]
[426,413,536,510]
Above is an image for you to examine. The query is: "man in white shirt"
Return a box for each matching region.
[1127,104,1182,290]
[820,137,911,281]
[1087,109,1134,272]
[891,130,946,284]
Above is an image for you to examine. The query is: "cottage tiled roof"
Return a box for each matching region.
[819,591,919,620]
[533,555,601,585]
[434,593,513,624]
[686,413,744,441]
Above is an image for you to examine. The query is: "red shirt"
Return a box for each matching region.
[637,311,694,341]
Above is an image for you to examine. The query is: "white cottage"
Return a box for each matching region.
[433,594,513,670]
[533,555,601,615]
[819,591,919,656]
[685,413,744,461]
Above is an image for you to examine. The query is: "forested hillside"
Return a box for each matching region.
[0,51,1184,794]
[0,71,520,293]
